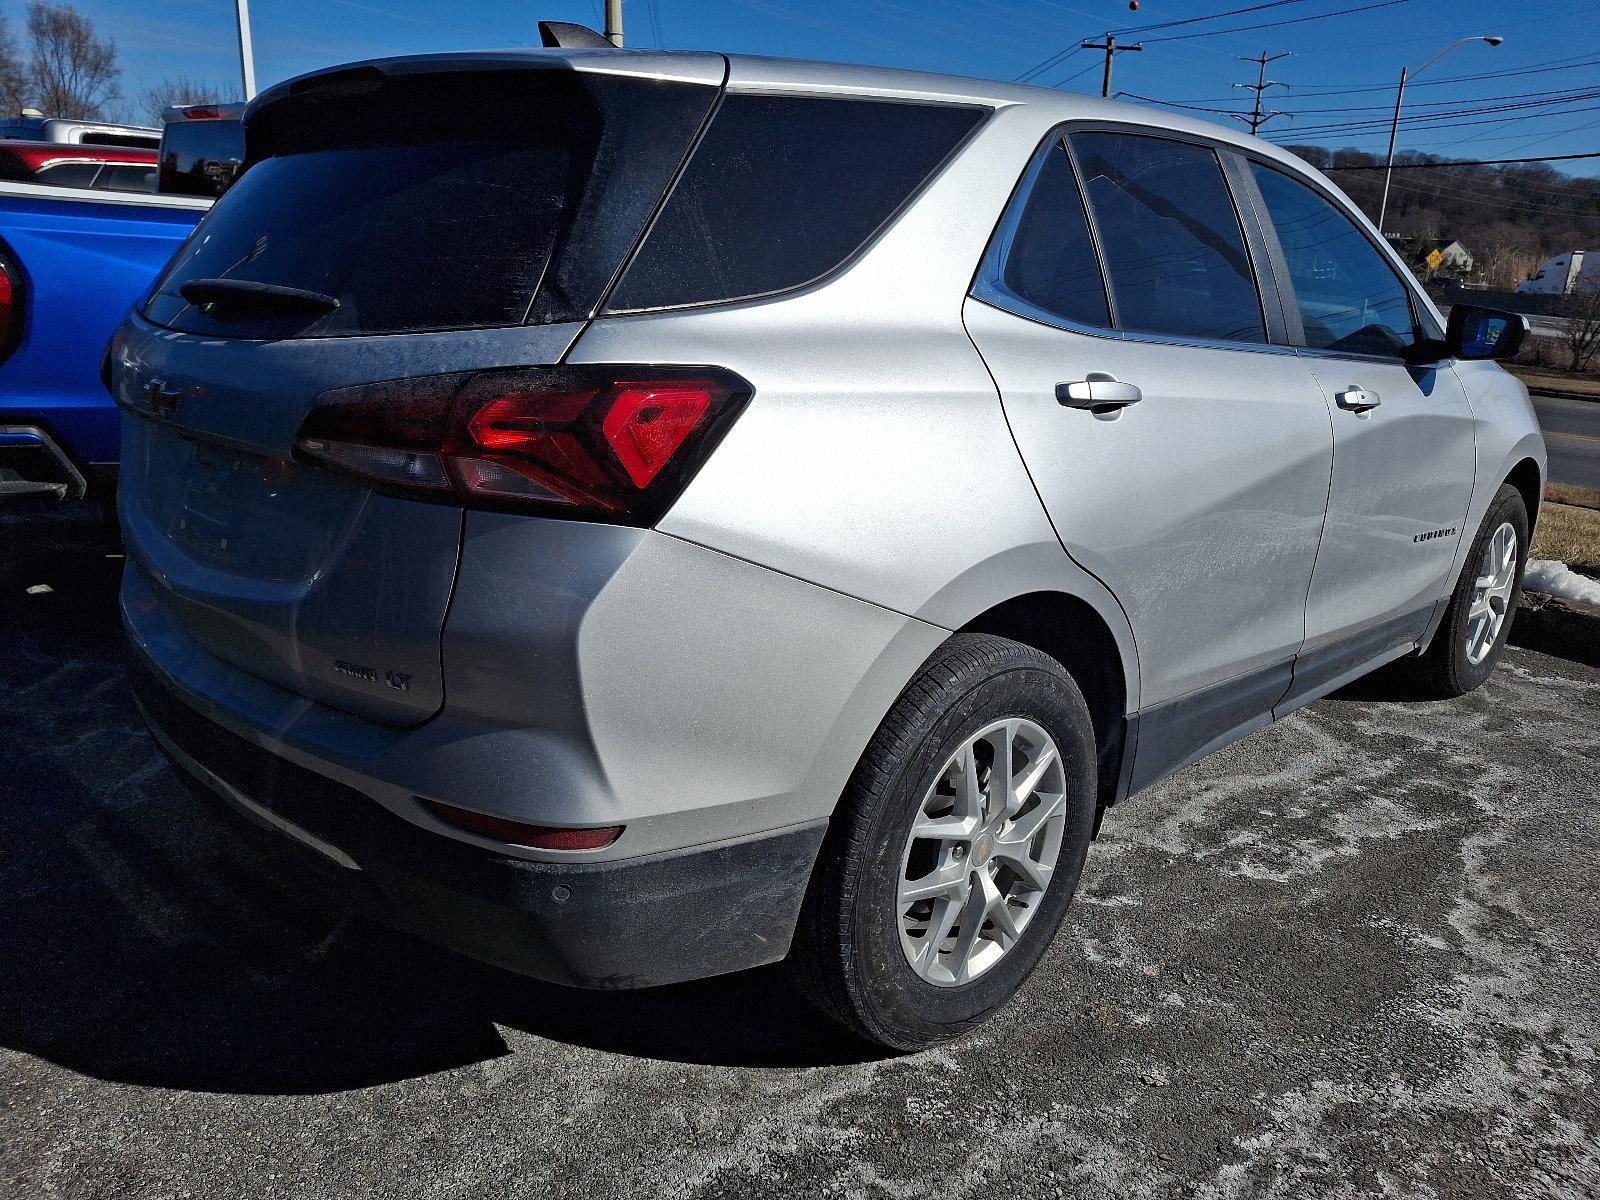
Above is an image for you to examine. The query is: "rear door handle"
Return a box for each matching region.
[1056,373,1142,412]
[1336,386,1381,413]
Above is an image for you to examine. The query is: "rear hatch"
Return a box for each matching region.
[117,51,725,726]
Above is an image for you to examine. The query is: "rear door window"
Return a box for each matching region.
[92,163,156,192]
[36,162,100,188]
[1249,162,1418,357]
[1069,132,1265,344]
[145,68,718,339]
[606,95,985,312]
[990,140,1110,329]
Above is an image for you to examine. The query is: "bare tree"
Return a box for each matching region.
[0,12,26,117]
[26,2,119,120]
[1558,290,1600,373]
[141,74,227,124]
[1479,244,1540,292]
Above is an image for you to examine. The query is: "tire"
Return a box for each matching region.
[787,633,1098,1052]
[1405,483,1530,698]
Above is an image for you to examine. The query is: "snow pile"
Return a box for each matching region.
[1524,559,1600,609]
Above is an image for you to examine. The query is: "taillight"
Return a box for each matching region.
[420,799,623,851]
[294,365,749,525]
[0,250,23,365]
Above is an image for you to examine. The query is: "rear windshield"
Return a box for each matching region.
[144,67,717,339]
[606,95,986,313]
[159,119,245,197]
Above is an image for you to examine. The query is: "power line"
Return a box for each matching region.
[867,0,1065,58]
[1139,52,1600,104]
[1320,151,1600,169]
[1140,0,1410,43]
[1281,92,1600,137]
[1015,46,1080,83]
[1378,179,1589,219]
[1235,83,1600,118]
[1110,0,1321,36]
[1308,49,1600,94]
[1055,58,1105,89]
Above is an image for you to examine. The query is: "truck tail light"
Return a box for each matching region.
[0,249,23,365]
[293,365,750,525]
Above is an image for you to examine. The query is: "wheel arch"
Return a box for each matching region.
[1505,455,1543,529]
[957,590,1134,810]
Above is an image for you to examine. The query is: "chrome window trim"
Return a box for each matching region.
[1294,344,1455,368]
[971,124,1296,358]
[971,284,1298,356]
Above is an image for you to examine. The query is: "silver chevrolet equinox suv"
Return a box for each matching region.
[112,45,1546,1051]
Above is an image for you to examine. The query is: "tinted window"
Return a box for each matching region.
[146,70,717,339]
[1070,133,1264,343]
[93,163,157,192]
[80,132,158,148]
[159,119,245,196]
[608,95,985,312]
[997,142,1110,329]
[36,162,99,187]
[1250,163,1416,356]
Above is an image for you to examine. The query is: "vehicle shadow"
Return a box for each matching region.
[0,517,880,1097]
[1320,657,1454,704]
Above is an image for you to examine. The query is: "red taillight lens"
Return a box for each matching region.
[0,257,21,364]
[420,799,622,851]
[294,366,749,525]
[601,386,713,487]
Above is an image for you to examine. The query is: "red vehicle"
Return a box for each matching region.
[0,142,157,193]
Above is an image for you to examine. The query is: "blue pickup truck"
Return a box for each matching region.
[0,178,210,502]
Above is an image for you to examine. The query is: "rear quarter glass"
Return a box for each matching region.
[605,94,987,313]
[143,67,718,338]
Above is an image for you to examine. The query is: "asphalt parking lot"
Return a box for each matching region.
[3,511,1598,1200]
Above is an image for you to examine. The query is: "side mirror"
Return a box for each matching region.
[1446,304,1528,361]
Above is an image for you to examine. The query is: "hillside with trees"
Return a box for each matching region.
[1288,145,1600,290]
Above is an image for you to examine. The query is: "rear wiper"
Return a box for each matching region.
[179,278,340,317]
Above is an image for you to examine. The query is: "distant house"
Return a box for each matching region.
[1384,233,1474,277]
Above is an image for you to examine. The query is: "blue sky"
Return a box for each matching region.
[55,0,1600,176]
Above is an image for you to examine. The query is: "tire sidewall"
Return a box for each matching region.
[1441,488,1530,690]
[848,662,1097,1042]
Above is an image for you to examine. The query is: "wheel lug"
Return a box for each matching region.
[952,844,966,860]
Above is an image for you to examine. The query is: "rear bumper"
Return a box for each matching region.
[133,654,827,988]
[0,422,90,501]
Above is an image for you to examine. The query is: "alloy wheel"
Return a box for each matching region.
[1466,521,1519,666]
[896,718,1067,987]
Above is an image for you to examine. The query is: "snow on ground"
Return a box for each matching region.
[1525,558,1600,608]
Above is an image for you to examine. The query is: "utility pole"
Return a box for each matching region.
[605,0,623,47]
[1080,33,1141,99]
[1232,50,1290,134]
[235,0,257,100]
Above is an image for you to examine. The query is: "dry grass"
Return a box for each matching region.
[1532,502,1600,576]
[1505,363,1600,398]
[1546,482,1600,511]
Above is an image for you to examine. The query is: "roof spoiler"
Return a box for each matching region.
[537,21,615,49]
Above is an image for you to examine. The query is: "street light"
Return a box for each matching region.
[1377,35,1502,232]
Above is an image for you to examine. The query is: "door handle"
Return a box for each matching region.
[1336,386,1381,413]
[1056,373,1142,412]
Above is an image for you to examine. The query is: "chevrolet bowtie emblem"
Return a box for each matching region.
[144,376,181,415]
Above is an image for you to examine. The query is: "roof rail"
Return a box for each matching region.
[537,21,614,49]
